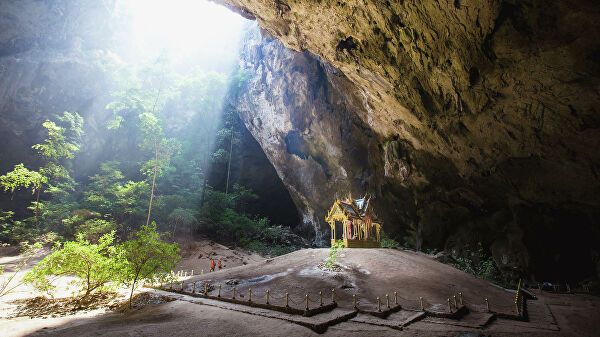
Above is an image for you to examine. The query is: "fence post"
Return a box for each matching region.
[181,281,185,291]
[191,269,194,277]
[305,294,309,310]
[249,289,252,302]
[193,281,196,293]
[420,297,424,311]
[394,291,398,305]
[447,298,451,312]
[184,271,187,278]
[332,288,336,303]
[266,290,270,304]
[204,283,208,295]
[485,297,489,312]
[286,292,289,307]
[386,294,390,309]
[170,280,173,289]
[454,295,457,308]
[353,294,357,309]
[459,292,463,305]
[319,291,323,306]
[218,284,221,297]
[377,296,381,312]
[233,286,236,299]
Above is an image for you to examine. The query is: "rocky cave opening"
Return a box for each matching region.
[0,0,599,302]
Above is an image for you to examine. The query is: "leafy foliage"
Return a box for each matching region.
[24,231,125,299]
[447,242,513,287]
[119,222,179,308]
[0,164,47,194]
[32,111,83,161]
[2,61,297,269]
[167,208,197,237]
[380,231,401,249]
[324,239,345,270]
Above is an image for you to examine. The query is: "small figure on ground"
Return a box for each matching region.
[218,260,222,270]
[210,259,216,272]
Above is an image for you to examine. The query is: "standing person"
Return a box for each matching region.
[210,259,216,272]
[218,260,222,271]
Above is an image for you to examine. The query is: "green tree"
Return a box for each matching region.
[137,112,181,227]
[114,180,150,227]
[85,161,125,213]
[0,164,47,199]
[120,222,179,308]
[167,208,197,237]
[24,231,125,300]
[32,112,84,231]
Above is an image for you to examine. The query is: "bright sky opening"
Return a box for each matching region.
[125,0,248,69]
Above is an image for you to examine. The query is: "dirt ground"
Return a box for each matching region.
[1,244,599,336]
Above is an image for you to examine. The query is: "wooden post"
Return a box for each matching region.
[377,297,381,312]
[170,280,173,289]
[319,291,323,306]
[233,286,236,299]
[305,294,309,310]
[191,270,194,277]
[420,297,424,311]
[332,288,336,303]
[285,292,289,307]
[204,283,208,295]
[485,298,489,312]
[386,294,390,309]
[181,281,184,291]
[249,289,252,302]
[266,290,270,304]
[454,295,457,308]
[184,271,187,278]
[353,294,357,309]
[218,284,221,297]
[394,291,398,305]
[447,298,451,312]
[192,281,196,293]
[459,292,463,305]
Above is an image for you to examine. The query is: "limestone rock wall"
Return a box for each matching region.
[222,1,600,281]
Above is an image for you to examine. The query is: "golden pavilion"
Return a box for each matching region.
[325,195,382,248]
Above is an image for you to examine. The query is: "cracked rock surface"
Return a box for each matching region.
[222,0,600,281]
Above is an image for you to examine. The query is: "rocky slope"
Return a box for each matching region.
[223,0,600,282]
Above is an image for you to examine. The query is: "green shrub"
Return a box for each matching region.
[119,222,180,308]
[380,232,401,248]
[24,231,125,299]
[324,239,345,269]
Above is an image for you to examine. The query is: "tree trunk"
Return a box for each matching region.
[146,141,158,227]
[129,279,137,309]
[199,133,211,206]
[225,125,234,195]
[145,70,164,227]
[35,187,41,231]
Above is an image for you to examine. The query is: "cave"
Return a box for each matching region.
[0,0,599,335]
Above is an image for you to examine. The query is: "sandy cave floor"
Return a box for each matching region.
[0,242,599,336]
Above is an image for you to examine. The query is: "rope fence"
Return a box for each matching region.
[145,276,527,321]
